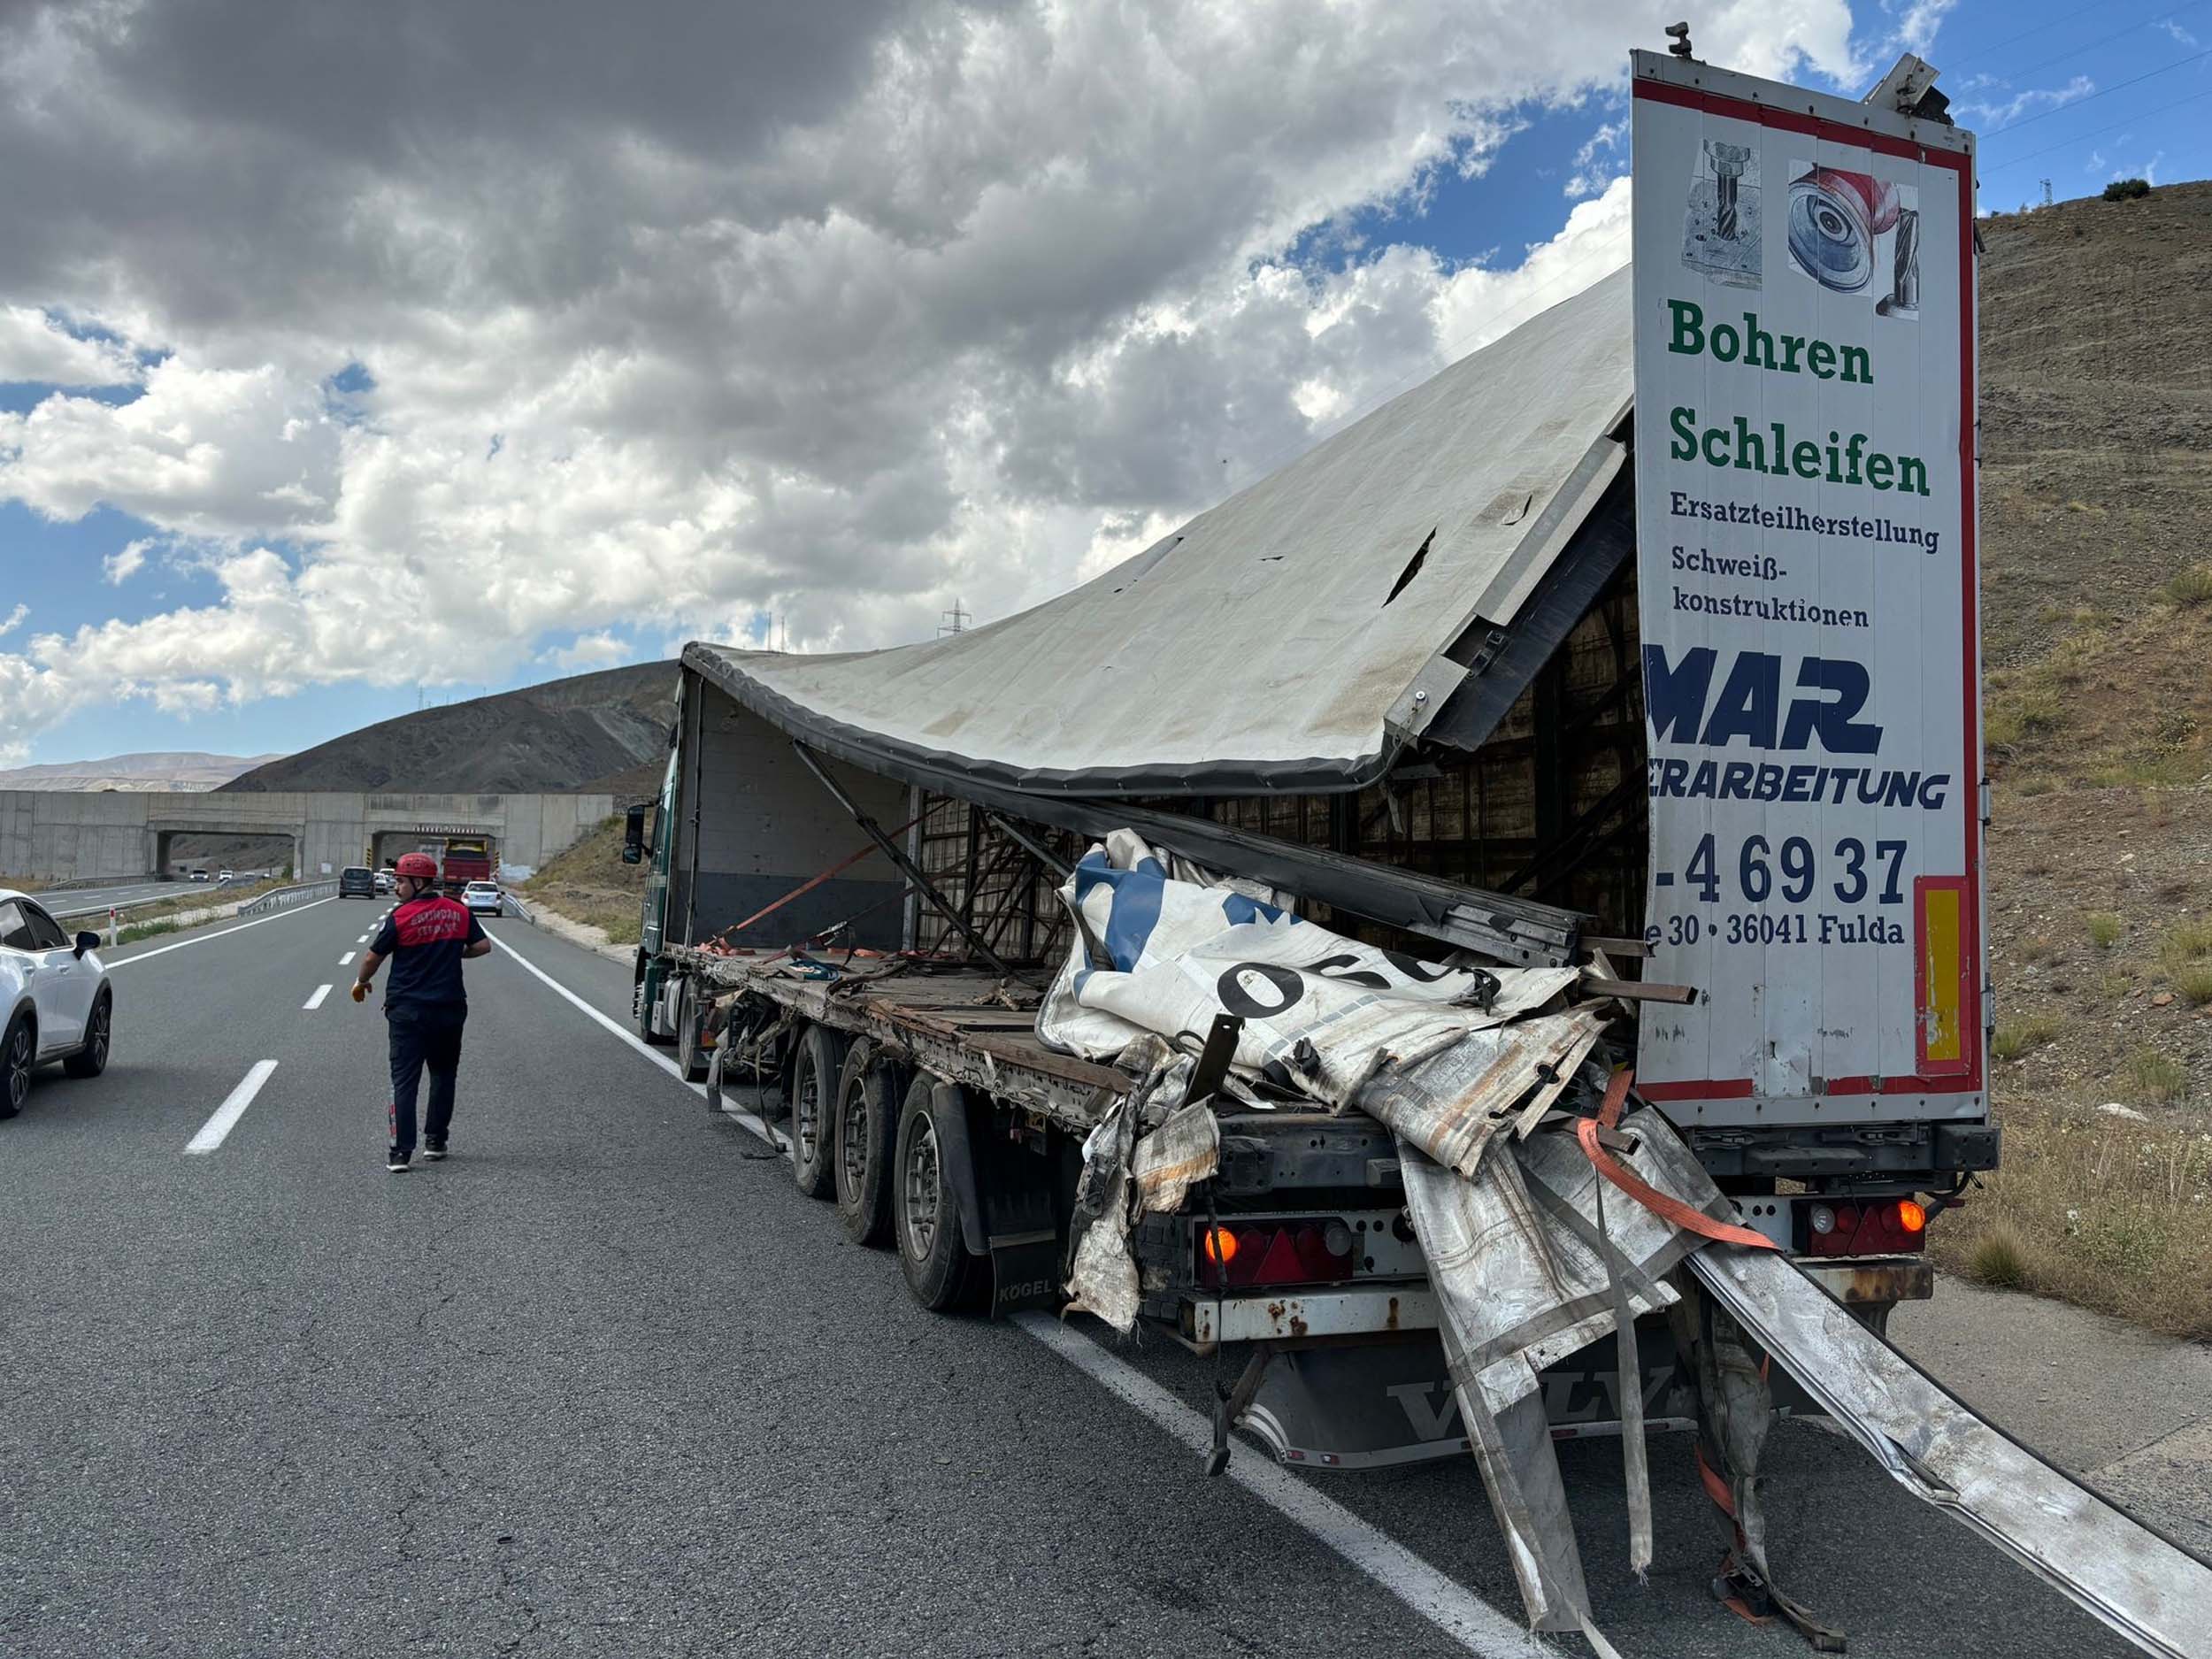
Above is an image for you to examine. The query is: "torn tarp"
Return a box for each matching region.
[1039,830,1577,1102]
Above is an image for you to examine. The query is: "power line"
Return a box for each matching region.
[1979,83,2212,172]
[1982,44,2212,134]
[1958,1,2208,88]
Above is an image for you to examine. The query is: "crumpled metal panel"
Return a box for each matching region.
[1690,1245,2212,1659]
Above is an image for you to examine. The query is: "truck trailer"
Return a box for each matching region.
[593,50,2212,1657]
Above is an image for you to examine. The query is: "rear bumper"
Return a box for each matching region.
[1794,1255,1933,1306]
[1171,1284,1436,1348]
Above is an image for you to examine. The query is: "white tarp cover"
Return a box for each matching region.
[686,266,1630,797]
[1037,830,1578,1111]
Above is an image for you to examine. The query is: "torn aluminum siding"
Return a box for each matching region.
[685,265,1632,801]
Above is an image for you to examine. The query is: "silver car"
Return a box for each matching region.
[0,890,112,1117]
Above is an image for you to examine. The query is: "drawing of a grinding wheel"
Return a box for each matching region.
[1786,165,1900,293]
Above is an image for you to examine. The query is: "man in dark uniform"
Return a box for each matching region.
[351,851,490,1171]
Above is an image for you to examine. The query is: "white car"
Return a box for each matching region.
[0,889,111,1117]
[462,881,503,918]
[218,869,236,883]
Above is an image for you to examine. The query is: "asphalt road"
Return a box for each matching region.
[0,895,2170,1657]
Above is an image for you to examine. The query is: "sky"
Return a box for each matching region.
[1,0,2205,767]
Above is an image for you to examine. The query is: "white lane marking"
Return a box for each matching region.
[303,984,333,1010]
[186,1060,279,1154]
[105,897,338,970]
[1010,1313,1540,1657]
[339,951,356,966]
[485,931,1528,1652]
[357,934,370,944]
[483,934,790,1145]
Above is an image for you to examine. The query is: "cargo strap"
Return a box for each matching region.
[716,811,926,941]
[1696,1443,1849,1652]
[1575,1070,1778,1253]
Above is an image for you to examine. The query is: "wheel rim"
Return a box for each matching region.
[903,1112,941,1260]
[88,1002,109,1070]
[6,1025,29,1111]
[839,1081,869,1194]
[795,1064,822,1164]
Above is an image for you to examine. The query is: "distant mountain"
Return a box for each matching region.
[0,751,287,792]
[220,662,678,795]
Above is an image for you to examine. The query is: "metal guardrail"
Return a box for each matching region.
[42,874,158,894]
[239,880,339,917]
[500,892,534,923]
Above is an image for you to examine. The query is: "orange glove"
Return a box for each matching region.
[350,981,369,1002]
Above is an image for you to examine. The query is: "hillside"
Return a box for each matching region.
[0,751,284,791]
[1931,180,2212,1338]
[221,662,677,795]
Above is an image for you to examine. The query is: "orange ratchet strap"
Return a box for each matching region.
[1576,1069,1779,1253]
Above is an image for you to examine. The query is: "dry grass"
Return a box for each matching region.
[2164,562,2212,607]
[517,813,644,947]
[1991,1015,2063,1061]
[2126,1048,2190,1103]
[1962,1221,2032,1290]
[1931,1108,2212,1340]
[2085,910,2124,949]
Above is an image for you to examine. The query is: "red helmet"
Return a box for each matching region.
[396,852,439,879]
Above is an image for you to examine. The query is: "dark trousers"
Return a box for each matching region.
[387,1002,466,1152]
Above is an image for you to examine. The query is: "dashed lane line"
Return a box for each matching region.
[303,984,332,1010]
[186,1060,279,1154]
[339,951,355,966]
[480,927,1539,1658]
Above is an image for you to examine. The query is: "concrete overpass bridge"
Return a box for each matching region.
[0,790,614,882]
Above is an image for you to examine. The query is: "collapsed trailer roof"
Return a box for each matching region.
[687,264,1632,800]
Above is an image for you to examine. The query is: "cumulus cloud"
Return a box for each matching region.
[102,537,150,584]
[0,603,27,637]
[0,0,1863,755]
[1564,118,1628,199]
[0,305,137,387]
[1958,75,2095,129]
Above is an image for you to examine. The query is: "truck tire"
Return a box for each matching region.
[675,979,709,1083]
[787,1023,848,1200]
[894,1078,987,1311]
[833,1045,903,1247]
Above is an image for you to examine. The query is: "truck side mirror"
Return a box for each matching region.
[621,805,646,865]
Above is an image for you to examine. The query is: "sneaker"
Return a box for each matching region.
[424,1139,448,1162]
[387,1148,413,1172]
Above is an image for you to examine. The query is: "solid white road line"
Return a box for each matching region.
[1011,1312,1541,1657]
[481,933,789,1151]
[104,896,338,971]
[186,1060,279,1154]
[483,929,1531,1653]
[303,984,333,1010]
[338,951,355,966]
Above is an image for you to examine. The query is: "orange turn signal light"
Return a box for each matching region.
[1897,1198,1927,1233]
[1202,1226,1240,1264]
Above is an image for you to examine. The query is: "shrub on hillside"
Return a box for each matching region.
[2162,563,2212,607]
[2102,178,2151,201]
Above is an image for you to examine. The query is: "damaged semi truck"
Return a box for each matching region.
[617,49,2212,1659]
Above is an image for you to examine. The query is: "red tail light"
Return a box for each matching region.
[1197,1217,1357,1288]
[1802,1196,1929,1256]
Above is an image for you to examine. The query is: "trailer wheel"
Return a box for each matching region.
[787,1023,847,1200]
[833,1046,903,1247]
[895,1078,986,1311]
[675,979,710,1083]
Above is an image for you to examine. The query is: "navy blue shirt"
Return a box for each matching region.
[372,895,485,1010]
